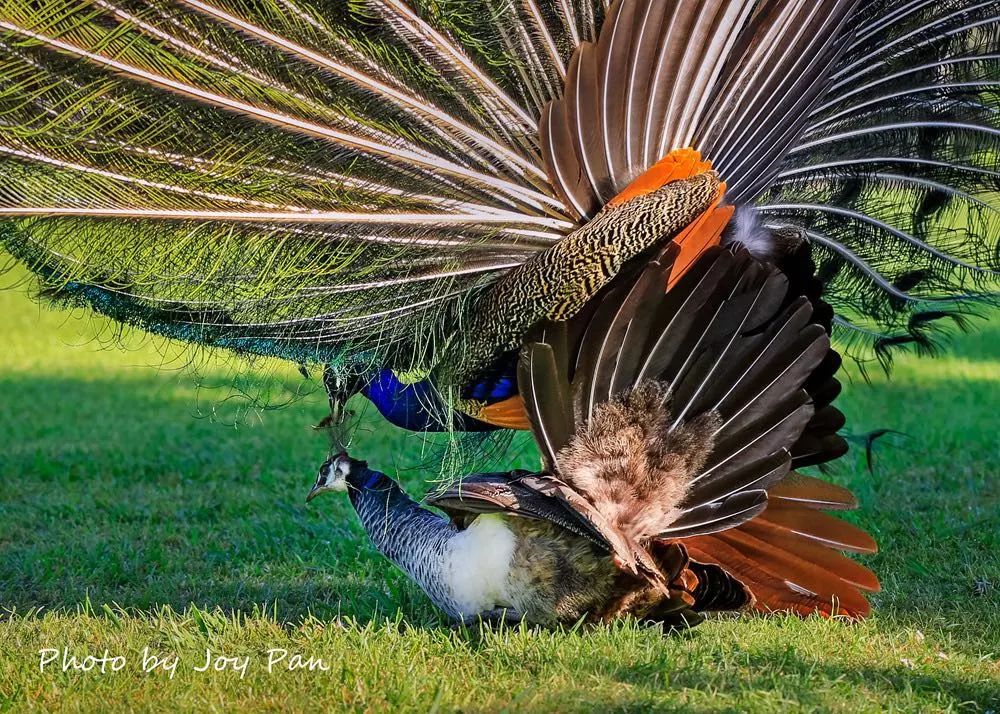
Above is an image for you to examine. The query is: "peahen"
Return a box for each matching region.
[1,0,997,622]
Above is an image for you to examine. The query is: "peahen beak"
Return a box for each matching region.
[305,458,335,503]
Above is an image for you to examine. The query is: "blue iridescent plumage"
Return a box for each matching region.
[360,369,497,432]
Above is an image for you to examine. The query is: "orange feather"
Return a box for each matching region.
[687,528,872,618]
[608,147,713,206]
[665,198,733,291]
[740,519,880,592]
[684,489,880,618]
[757,502,878,554]
[684,538,848,618]
[768,472,859,510]
[610,147,734,290]
[714,528,872,616]
[474,395,532,430]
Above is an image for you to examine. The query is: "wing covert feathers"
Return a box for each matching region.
[427,471,611,549]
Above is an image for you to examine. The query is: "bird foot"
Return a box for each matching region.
[450,608,525,631]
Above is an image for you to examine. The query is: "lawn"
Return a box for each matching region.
[0,271,997,712]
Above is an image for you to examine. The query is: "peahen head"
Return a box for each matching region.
[306,454,351,501]
[306,453,380,503]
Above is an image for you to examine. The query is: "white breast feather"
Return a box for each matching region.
[444,514,517,617]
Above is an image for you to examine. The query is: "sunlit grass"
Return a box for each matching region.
[0,274,997,711]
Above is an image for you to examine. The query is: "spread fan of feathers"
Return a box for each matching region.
[0,0,996,382]
[1,0,998,624]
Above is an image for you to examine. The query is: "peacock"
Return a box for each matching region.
[307,243,881,623]
[1,0,997,623]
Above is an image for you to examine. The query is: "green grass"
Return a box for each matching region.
[0,276,997,712]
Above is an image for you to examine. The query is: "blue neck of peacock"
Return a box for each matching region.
[345,467,462,615]
[359,369,497,433]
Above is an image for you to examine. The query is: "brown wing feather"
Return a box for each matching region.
[769,472,859,510]
[565,41,612,207]
[541,0,859,217]
[757,501,878,554]
[541,86,594,219]
[518,342,573,470]
[699,0,859,202]
[542,0,760,214]
[595,0,638,187]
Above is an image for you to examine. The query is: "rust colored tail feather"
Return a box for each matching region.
[685,474,879,618]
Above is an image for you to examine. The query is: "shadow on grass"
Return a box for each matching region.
[600,649,997,710]
[1,352,997,645]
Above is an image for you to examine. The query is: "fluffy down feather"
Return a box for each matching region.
[555,381,720,542]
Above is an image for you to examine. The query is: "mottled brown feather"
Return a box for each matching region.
[556,381,720,542]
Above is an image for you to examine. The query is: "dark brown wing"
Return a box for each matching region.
[517,326,574,471]
[426,472,609,549]
[671,241,877,618]
[571,243,679,425]
[520,240,877,618]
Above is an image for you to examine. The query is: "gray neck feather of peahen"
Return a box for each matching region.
[347,468,464,618]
